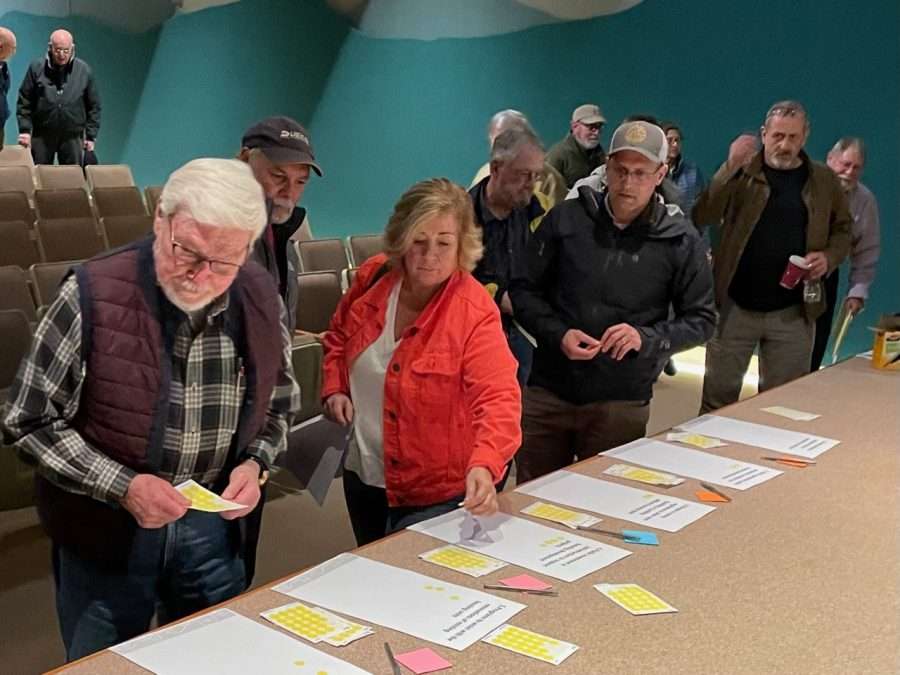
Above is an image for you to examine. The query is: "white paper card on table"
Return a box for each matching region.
[678,414,839,458]
[419,544,508,578]
[315,607,373,647]
[666,431,727,449]
[410,509,630,582]
[604,439,782,490]
[516,471,715,533]
[761,406,821,421]
[595,583,678,615]
[602,462,685,487]
[482,624,578,665]
[520,501,602,529]
[110,608,371,674]
[272,553,524,651]
[174,480,244,512]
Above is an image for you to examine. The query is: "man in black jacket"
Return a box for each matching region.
[511,120,716,483]
[16,29,101,165]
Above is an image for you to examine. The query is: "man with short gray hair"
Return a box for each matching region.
[469,127,549,386]
[545,103,607,187]
[694,100,850,411]
[3,158,299,660]
[469,109,567,207]
[810,136,881,369]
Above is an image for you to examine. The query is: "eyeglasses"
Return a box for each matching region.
[169,219,246,276]
[607,164,660,184]
[50,47,72,55]
[578,122,604,132]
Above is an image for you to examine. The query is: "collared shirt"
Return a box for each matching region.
[469,177,546,316]
[3,277,300,503]
[845,181,880,299]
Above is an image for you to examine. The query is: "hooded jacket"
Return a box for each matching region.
[16,54,101,139]
[250,205,306,331]
[510,188,716,404]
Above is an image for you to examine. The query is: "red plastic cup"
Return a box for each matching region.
[780,255,809,289]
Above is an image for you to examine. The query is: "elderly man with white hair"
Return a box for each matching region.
[0,26,16,146]
[16,28,101,164]
[3,158,299,661]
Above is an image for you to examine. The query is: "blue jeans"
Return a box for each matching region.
[54,510,245,661]
[507,326,534,387]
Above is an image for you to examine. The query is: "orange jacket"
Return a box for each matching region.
[322,254,521,507]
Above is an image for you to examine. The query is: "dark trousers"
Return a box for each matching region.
[516,385,650,484]
[31,132,83,165]
[53,510,245,661]
[507,326,533,387]
[810,269,841,371]
[342,469,463,546]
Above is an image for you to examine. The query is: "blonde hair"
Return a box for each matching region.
[383,178,483,273]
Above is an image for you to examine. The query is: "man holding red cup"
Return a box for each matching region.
[693,100,851,413]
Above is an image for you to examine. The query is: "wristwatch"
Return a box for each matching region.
[245,456,270,486]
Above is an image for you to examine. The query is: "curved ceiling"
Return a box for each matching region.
[1,0,641,37]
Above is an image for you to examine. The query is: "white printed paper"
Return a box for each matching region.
[111,608,371,674]
[604,439,782,490]
[409,510,630,582]
[678,415,839,458]
[516,471,715,532]
[272,554,524,651]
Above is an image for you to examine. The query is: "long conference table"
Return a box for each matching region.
[51,357,899,674]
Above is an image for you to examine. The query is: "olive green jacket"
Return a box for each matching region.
[545,133,606,188]
[693,151,851,320]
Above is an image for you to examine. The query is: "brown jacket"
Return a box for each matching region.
[693,151,851,320]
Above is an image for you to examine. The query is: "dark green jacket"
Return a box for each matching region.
[693,151,851,320]
[545,133,606,188]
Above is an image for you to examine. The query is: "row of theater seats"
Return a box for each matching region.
[0,144,140,195]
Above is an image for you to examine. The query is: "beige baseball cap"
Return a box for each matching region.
[608,120,668,164]
[571,104,606,125]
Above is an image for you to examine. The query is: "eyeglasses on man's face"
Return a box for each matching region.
[169,219,246,276]
[607,163,660,184]
[50,46,72,55]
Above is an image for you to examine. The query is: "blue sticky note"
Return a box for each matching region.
[622,530,659,546]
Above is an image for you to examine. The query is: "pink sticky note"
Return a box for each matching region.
[395,648,452,674]
[499,573,553,592]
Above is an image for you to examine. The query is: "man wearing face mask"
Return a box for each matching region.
[16,28,101,165]
[546,103,607,188]
[238,116,323,332]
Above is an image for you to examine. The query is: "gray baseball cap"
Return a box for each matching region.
[608,121,668,164]
[241,116,322,176]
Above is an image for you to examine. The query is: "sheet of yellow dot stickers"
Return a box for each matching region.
[261,601,373,646]
[594,583,678,615]
[482,624,578,665]
[418,544,507,577]
[519,500,602,529]
[603,463,685,487]
[174,479,245,512]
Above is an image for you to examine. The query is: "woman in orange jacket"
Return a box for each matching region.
[322,178,522,546]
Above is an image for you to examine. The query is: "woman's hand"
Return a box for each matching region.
[324,393,354,426]
[462,467,498,516]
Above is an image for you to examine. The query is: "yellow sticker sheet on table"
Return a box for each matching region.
[174,479,244,512]
[520,501,601,529]
[418,544,507,577]
[313,607,373,647]
[482,624,578,665]
[261,601,351,643]
[603,463,685,486]
[594,583,678,615]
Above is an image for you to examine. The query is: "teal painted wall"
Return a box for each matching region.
[0,0,895,357]
[303,0,898,357]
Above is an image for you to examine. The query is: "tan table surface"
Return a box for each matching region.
[51,358,900,674]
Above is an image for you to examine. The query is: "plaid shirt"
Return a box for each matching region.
[3,276,300,503]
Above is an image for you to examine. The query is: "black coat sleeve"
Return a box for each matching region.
[635,234,717,359]
[508,207,570,350]
[83,68,101,141]
[16,64,37,134]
